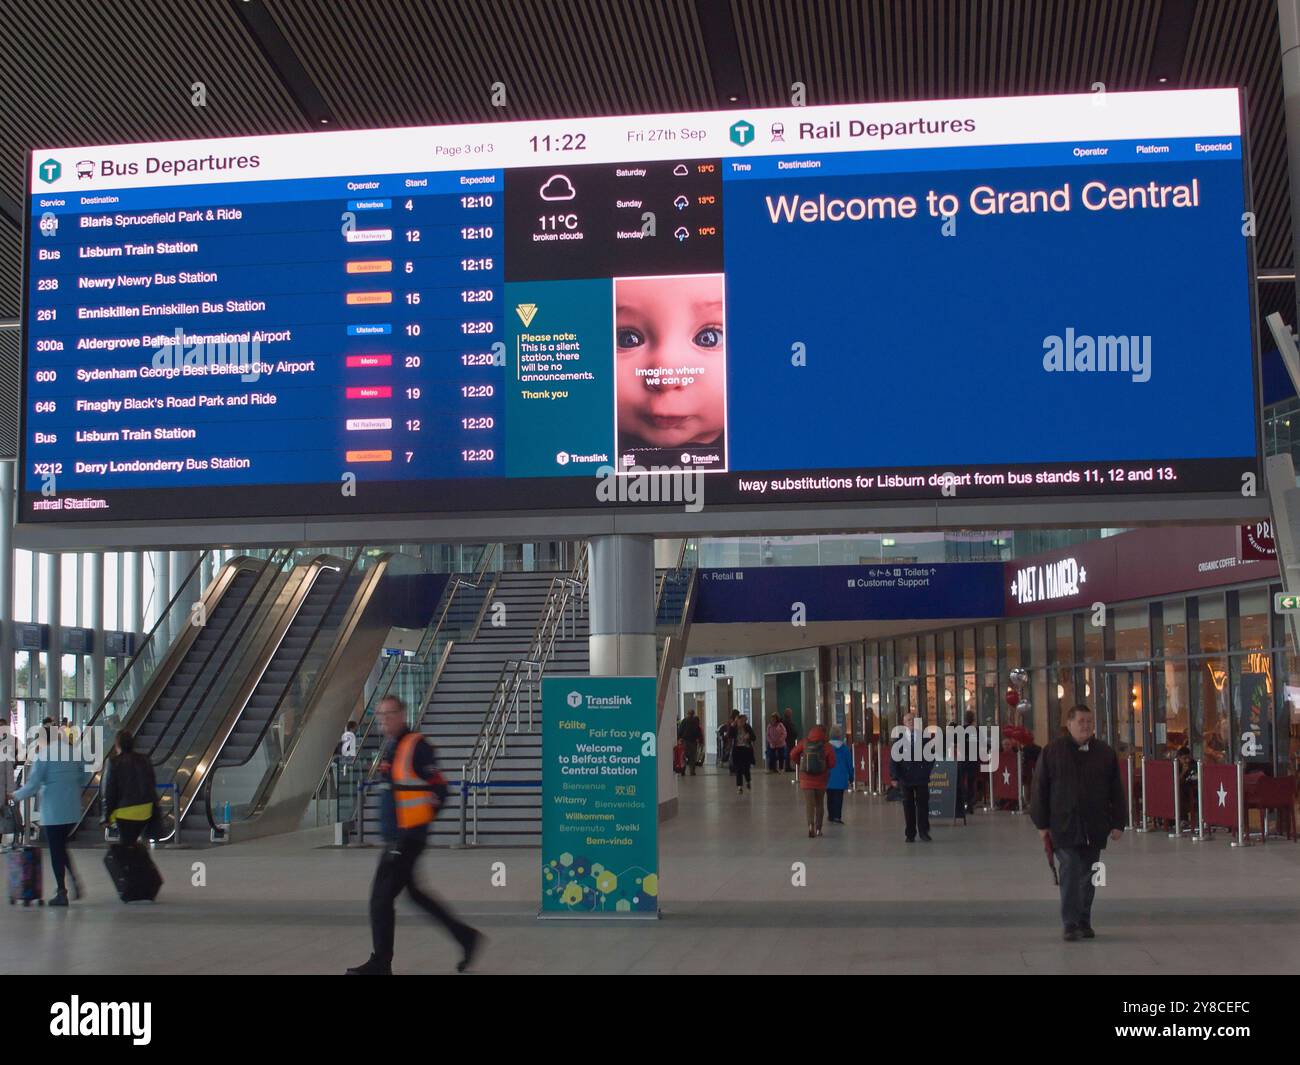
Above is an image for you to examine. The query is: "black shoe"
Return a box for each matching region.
[346,954,392,975]
[1078,924,1096,939]
[919,833,932,842]
[457,929,483,973]
[1063,926,1080,942]
[48,893,68,907]
[905,836,915,843]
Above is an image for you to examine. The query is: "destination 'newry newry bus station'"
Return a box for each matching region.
[2,0,1300,1043]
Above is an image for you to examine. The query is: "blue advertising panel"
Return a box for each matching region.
[21,90,1256,532]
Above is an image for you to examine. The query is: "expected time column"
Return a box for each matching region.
[347,175,504,481]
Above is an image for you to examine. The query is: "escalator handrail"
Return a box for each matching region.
[202,548,376,830]
[73,553,262,833]
[80,549,213,738]
[148,548,297,769]
[165,553,348,821]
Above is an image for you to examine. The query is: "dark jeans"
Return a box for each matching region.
[117,820,145,847]
[733,748,753,787]
[958,764,979,812]
[827,788,845,821]
[44,822,77,895]
[901,783,930,839]
[370,831,475,964]
[1056,844,1101,929]
[684,741,698,775]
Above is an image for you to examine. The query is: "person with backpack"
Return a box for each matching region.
[101,729,157,847]
[347,695,482,975]
[677,709,704,777]
[825,724,853,824]
[788,723,836,837]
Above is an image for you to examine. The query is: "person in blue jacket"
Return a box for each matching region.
[11,725,89,905]
[825,725,854,824]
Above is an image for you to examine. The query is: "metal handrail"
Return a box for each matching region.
[81,549,213,739]
[205,549,392,834]
[354,546,502,785]
[197,550,366,833]
[149,548,302,769]
[461,543,588,844]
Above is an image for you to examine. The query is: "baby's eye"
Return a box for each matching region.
[617,327,645,349]
[694,325,723,348]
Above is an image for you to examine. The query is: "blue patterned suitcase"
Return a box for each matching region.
[7,845,43,906]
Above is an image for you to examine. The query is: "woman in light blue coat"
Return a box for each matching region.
[12,729,89,905]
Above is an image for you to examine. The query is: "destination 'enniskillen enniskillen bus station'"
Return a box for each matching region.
[2,0,1300,1046]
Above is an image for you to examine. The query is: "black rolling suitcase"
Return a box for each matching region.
[103,842,162,903]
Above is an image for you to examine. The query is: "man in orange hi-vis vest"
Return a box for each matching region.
[347,695,482,974]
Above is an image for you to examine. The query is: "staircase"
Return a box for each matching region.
[360,570,589,846]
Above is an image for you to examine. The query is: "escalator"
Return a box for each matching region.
[195,549,419,840]
[74,550,293,832]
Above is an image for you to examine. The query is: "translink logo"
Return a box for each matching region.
[567,691,583,708]
[37,158,61,184]
[729,120,755,146]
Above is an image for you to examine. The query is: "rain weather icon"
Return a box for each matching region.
[539,174,576,201]
[674,226,690,241]
[673,195,689,210]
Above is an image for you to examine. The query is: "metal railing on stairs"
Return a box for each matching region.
[331,545,501,832]
[458,543,589,844]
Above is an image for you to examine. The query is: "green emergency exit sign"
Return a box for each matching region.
[1275,593,1300,611]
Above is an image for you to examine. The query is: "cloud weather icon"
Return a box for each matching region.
[539,174,576,201]
[673,164,689,176]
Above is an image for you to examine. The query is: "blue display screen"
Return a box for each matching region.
[20,95,1258,526]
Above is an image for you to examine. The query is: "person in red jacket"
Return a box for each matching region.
[789,724,836,838]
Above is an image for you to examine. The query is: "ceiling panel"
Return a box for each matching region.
[264,0,715,127]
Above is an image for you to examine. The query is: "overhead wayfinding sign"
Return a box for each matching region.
[22,89,1257,537]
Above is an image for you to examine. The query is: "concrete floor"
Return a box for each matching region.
[3,765,1298,975]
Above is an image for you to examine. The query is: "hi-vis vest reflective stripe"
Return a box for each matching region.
[392,732,435,829]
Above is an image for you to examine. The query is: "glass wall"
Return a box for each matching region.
[840,578,1295,773]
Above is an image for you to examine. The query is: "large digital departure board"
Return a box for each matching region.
[21,90,1259,534]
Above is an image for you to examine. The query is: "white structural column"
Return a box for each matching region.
[44,553,60,710]
[88,552,105,710]
[153,551,171,648]
[587,535,677,819]
[130,552,145,639]
[0,463,13,723]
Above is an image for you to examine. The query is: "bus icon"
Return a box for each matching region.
[76,160,95,179]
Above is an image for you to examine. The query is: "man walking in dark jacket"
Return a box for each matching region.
[677,710,704,776]
[1030,704,1126,941]
[890,712,933,842]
